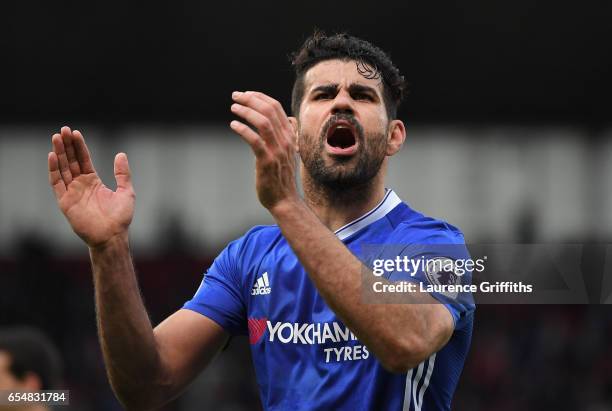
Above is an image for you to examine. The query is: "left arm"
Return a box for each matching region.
[230,91,454,373]
[270,198,453,372]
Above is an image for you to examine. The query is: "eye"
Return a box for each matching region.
[314,93,332,100]
[353,93,374,101]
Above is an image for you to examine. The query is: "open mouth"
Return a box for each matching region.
[325,121,358,156]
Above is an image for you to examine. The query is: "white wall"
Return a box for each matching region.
[0,125,610,256]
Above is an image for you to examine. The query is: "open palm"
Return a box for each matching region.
[48,127,135,247]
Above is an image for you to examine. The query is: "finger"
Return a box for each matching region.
[48,152,66,200]
[230,120,268,158]
[61,126,81,178]
[230,103,278,147]
[52,130,73,185]
[234,91,294,147]
[114,152,133,192]
[231,92,284,146]
[243,91,292,130]
[72,130,96,174]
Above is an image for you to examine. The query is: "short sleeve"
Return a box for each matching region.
[183,239,247,336]
[394,244,475,328]
[364,230,476,329]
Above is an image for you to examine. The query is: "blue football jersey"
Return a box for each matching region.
[184,189,475,411]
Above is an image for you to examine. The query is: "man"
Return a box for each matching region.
[0,327,63,411]
[48,32,474,410]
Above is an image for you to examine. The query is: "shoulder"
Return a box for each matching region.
[224,224,283,260]
[390,203,466,245]
[209,225,282,283]
[235,224,282,246]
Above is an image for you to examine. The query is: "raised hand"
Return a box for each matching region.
[230,91,300,211]
[48,126,135,248]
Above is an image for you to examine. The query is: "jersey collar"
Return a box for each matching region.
[334,189,402,241]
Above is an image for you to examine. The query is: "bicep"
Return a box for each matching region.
[153,309,229,396]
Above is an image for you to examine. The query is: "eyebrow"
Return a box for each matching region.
[311,84,339,95]
[348,83,379,97]
[310,83,380,97]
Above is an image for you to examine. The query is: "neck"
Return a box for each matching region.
[302,171,387,232]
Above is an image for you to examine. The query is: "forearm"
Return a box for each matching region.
[89,234,167,408]
[271,200,444,370]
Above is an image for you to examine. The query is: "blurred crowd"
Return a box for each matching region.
[2,233,612,410]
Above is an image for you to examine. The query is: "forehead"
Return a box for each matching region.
[303,59,384,94]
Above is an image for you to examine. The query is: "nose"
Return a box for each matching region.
[331,90,355,116]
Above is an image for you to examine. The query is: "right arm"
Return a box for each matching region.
[49,126,227,410]
[90,236,229,410]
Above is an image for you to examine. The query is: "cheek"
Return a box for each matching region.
[375,112,389,131]
[299,106,325,134]
[361,109,387,132]
[298,133,317,156]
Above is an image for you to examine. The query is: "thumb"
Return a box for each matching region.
[114,152,133,191]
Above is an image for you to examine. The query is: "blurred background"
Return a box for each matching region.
[1,0,611,410]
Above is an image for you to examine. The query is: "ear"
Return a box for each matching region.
[288,116,299,152]
[386,119,406,156]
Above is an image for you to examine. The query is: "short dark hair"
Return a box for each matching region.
[0,327,62,389]
[290,30,407,120]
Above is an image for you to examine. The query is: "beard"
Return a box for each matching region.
[298,114,388,193]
